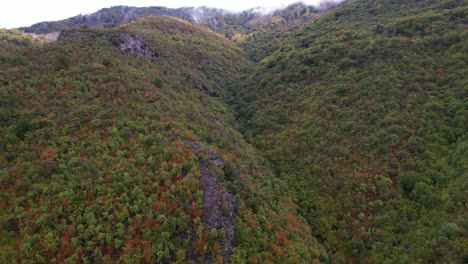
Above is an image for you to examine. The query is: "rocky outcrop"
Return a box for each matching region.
[59,31,156,58]
[115,33,156,58]
[199,160,237,263]
[184,141,237,263]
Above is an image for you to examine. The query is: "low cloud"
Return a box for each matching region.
[222,1,345,15]
[188,0,344,26]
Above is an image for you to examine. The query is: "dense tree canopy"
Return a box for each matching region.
[229,0,467,262]
[1,0,466,263]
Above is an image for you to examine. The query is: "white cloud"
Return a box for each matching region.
[0,0,331,29]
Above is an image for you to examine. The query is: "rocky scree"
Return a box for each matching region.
[184,140,238,263]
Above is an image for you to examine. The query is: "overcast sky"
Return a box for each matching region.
[0,0,330,29]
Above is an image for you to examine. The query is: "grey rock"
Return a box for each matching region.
[182,140,202,152]
[204,149,224,166]
[59,31,156,58]
[183,140,237,263]
[199,161,237,263]
[116,33,156,58]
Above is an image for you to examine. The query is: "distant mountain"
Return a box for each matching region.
[21,6,196,34]
[20,3,339,60]
[20,4,334,36]
[20,3,342,62]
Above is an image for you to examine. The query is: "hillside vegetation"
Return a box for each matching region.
[0,0,467,263]
[230,0,467,262]
[0,17,321,263]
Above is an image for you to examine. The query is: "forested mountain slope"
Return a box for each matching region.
[230,0,467,262]
[0,17,322,263]
[1,0,467,263]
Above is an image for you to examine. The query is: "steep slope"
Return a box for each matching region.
[0,17,322,263]
[230,0,467,262]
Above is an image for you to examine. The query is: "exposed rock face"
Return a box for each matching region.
[183,140,202,152]
[44,32,60,40]
[59,31,156,58]
[184,141,237,263]
[26,32,60,41]
[199,161,237,263]
[204,149,225,167]
[116,33,156,58]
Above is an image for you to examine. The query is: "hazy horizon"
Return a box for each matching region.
[0,0,338,29]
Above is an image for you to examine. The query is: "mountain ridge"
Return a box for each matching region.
[20,3,337,35]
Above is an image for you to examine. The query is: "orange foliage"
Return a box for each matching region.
[60,197,68,207]
[250,254,259,264]
[437,68,444,76]
[246,180,256,191]
[132,218,139,230]
[17,89,27,96]
[264,255,274,264]
[166,201,177,212]
[56,226,72,261]
[61,226,71,243]
[215,255,224,264]
[120,94,129,104]
[286,214,300,228]
[37,84,48,91]
[188,201,204,218]
[191,241,204,255]
[144,91,154,98]
[40,148,58,161]
[271,243,283,256]
[248,210,257,228]
[274,230,292,246]
[203,229,209,243]
[152,200,164,210]
[267,222,273,230]
[56,253,65,263]
[143,242,152,263]
[183,147,193,157]
[105,254,113,263]
[171,177,184,185]
[213,241,221,253]
[125,239,134,249]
